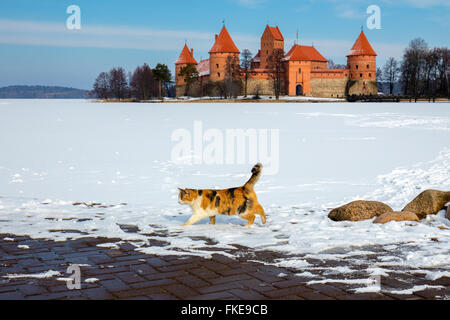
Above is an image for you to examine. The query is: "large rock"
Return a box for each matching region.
[373,211,419,224]
[402,189,450,220]
[328,200,393,221]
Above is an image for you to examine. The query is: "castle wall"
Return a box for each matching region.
[347,80,378,96]
[246,78,276,96]
[310,77,348,98]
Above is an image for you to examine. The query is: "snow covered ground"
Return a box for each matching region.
[0,99,449,278]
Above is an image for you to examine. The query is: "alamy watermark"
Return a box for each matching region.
[66,264,81,290]
[366,5,381,30]
[66,5,81,30]
[171,121,280,175]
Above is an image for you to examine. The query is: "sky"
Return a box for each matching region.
[0,0,449,90]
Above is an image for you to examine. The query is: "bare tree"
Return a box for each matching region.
[109,67,129,100]
[268,49,285,99]
[241,49,252,97]
[224,55,241,98]
[400,38,428,98]
[130,64,156,100]
[93,72,110,99]
[383,57,399,94]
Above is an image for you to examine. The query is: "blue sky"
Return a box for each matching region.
[0,0,449,89]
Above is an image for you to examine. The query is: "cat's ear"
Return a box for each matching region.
[178,188,183,192]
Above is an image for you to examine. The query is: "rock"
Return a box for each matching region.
[446,206,450,221]
[373,211,419,224]
[328,200,393,221]
[402,189,450,220]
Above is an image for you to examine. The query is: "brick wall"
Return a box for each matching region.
[310,78,348,98]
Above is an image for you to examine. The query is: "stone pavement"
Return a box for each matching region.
[0,234,448,300]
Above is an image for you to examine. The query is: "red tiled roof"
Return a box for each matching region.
[284,44,327,62]
[175,44,198,64]
[209,26,240,54]
[347,31,377,56]
[196,59,210,77]
[266,25,284,41]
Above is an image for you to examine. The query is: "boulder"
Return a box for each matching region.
[373,211,419,224]
[402,189,450,220]
[328,200,393,221]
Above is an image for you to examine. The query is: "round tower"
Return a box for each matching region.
[175,44,197,86]
[209,26,240,82]
[346,31,377,95]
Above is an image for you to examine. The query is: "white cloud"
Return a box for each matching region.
[0,18,405,67]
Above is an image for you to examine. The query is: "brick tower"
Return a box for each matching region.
[175,44,198,86]
[260,25,284,69]
[208,26,240,82]
[346,31,377,94]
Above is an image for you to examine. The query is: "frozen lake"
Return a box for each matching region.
[0,99,449,278]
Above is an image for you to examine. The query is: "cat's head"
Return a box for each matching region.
[178,188,198,205]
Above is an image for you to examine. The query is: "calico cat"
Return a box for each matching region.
[178,163,266,227]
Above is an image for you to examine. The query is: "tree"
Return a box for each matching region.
[241,49,252,97]
[109,67,129,100]
[436,48,450,97]
[267,49,285,99]
[153,63,172,98]
[224,55,241,98]
[383,57,399,94]
[130,64,156,100]
[327,59,346,69]
[400,38,428,98]
[93,72,110,99]
[178,63,199,96]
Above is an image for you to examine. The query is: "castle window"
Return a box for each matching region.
[369,73,372,78]
[298,68,301,74]
[216,64,219,68]
[218,72,220,77]
[367,64,370,69]
[360,73,363,78]
[356,65,359,69]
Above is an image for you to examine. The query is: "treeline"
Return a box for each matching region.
[377,38,449,98]
[92,63,173,100]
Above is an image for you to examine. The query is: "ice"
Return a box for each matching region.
[0,99,449,272]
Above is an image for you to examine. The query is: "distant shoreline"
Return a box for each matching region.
[0,85,88,99]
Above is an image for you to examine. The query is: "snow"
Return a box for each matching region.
[3,270,61,279]
[0,99,449,274]
[390,285,444,295]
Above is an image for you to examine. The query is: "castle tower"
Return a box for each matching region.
[208,26,240,82]
[347,31,377,82]
[175,44,198,86]
[260,25,284,69]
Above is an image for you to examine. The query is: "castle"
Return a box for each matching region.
[175,25,377,98]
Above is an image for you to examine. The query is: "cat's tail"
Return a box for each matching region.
[244,163,263,189]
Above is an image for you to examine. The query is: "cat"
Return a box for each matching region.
[178,163,266,227]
